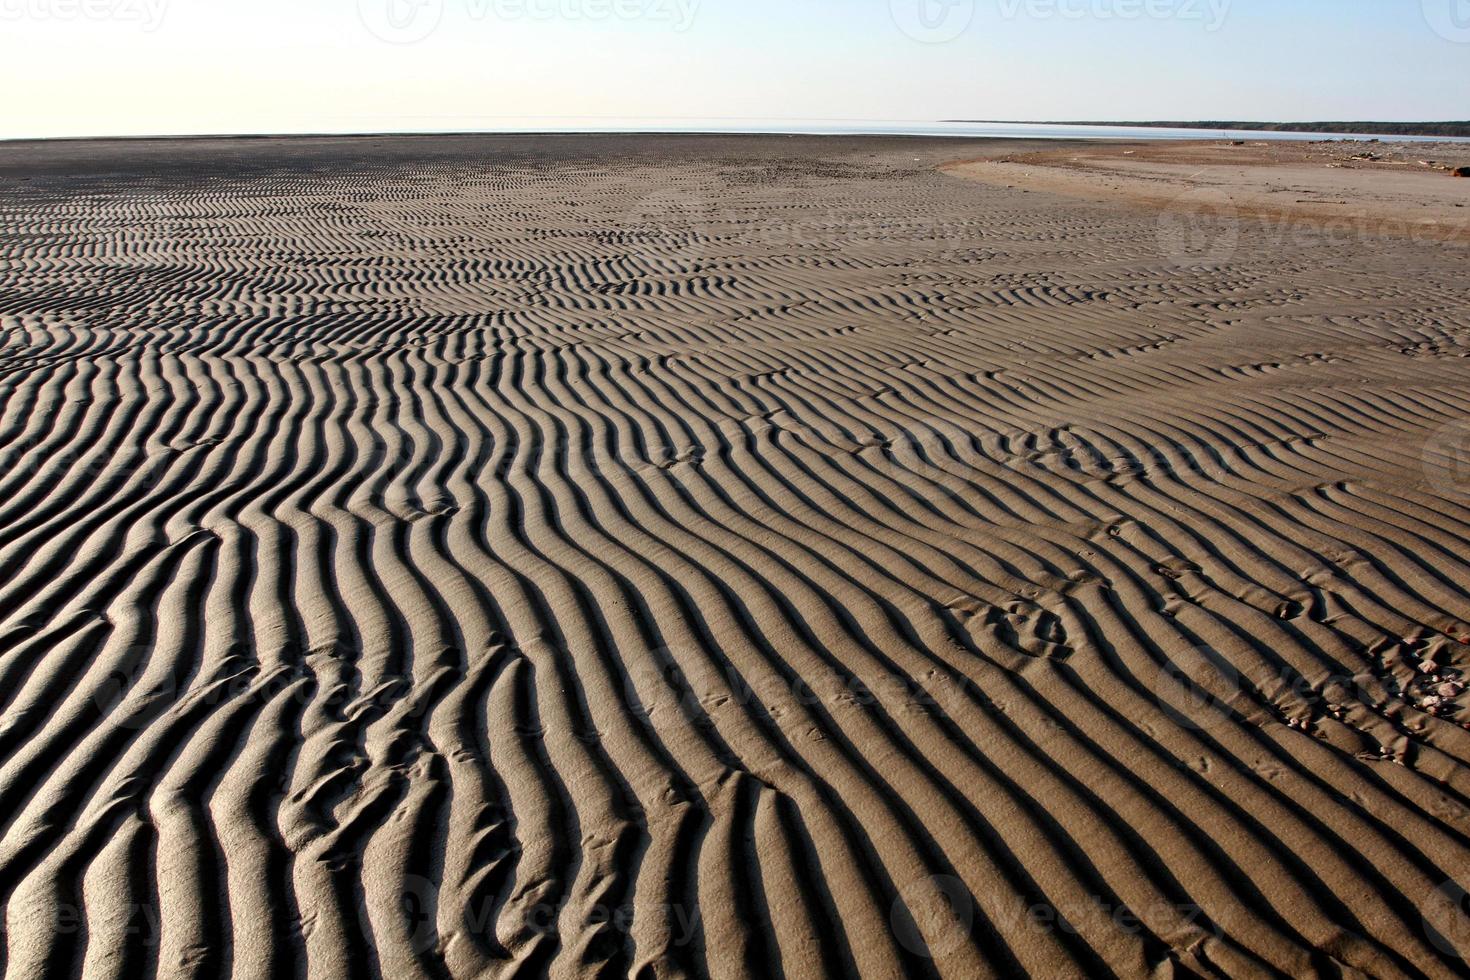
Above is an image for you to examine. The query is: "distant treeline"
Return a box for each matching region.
[957,121,1470,138]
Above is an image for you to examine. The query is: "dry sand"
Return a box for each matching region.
[0,133,1468,978]
[947,139,1470,244]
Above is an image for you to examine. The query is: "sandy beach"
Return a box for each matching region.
[947,138,1470,244]
[1,133,1469,978]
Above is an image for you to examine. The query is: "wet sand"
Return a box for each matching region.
[1,134,1469,978]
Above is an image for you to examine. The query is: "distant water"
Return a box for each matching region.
[356,117,1457,143]
[12,118,1457,144]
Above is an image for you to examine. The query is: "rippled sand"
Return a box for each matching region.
[1,134,1468,979]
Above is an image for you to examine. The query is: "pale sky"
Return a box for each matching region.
[2,0,1467,139]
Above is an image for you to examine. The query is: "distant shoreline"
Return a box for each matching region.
[950,120,1470,138]
[6,120,1468,146]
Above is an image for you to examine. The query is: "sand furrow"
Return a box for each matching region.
[1,135,1469,978]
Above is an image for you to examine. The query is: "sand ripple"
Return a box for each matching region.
[0,135,1468,978]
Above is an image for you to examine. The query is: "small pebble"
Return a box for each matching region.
[1418,660,1439,674]
[1439,682,1464,698]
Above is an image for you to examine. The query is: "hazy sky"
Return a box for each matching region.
[2,0,1467,138]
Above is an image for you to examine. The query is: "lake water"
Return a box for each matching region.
[359,117,1458,143]
[15,119,1456,144]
